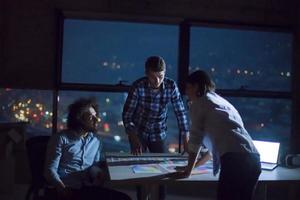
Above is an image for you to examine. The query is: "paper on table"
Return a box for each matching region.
[159,160,213,175]
[132,164,163,174]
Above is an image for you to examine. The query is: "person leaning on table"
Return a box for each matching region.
[174,70,261,200]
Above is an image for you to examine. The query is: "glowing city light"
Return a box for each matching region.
[114,135,121,142]
[117,121,124,126]
[103,123,110,132]
[168,147,176,153]
[103,62,108,66]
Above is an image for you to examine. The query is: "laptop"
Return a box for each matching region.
[253,140,280,170]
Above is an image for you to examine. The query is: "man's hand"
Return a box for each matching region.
[128,133,143,155]
[89,165,107,186]
[169,165,192,179]
[171,151,198,179]
[181,133,189,155]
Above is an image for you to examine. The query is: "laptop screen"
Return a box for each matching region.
[253,140,280,163]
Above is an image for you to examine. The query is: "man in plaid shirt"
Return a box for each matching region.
[122,56,190,199]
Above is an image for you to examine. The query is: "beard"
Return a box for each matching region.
[80,122,98,133]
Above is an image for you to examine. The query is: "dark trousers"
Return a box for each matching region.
[217,152,261,200]
[137,139,166,200]
[47,186,131,200]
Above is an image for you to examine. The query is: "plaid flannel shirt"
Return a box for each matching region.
[122,77,189,141]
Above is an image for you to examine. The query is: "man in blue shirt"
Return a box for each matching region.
[122,56,190,200]
[45,98,131,200]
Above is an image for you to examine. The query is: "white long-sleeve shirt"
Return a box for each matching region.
[188,92,258,173]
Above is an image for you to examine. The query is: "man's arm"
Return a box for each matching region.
[173,102,207,178]
[194,150,211,167]
[122,85,143,155]
[90,139,108,185]
[44,134,65,190]
[170,83,190,149]
[122,85,138,135]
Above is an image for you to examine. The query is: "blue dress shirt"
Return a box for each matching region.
[44,130,103,189]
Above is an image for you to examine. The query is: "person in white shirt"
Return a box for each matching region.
[174,70,261,200]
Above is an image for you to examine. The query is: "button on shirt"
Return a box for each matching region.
[188,92,258,175]
[122,77,189,141]
[44,130,102,189]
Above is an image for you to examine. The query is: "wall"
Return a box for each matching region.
[1,0,56,89]
[291,2,300,153]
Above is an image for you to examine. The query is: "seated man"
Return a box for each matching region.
[44,97,131,200]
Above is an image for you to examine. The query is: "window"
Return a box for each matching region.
[62,19,179,84]
[59,18,294,152]
[57,91,180,153]
[0,88,53,137]
[227,97,291,142]
[190,27,293,91]
[60,19,181,152]
[189,26,293,145]
[57,91,129,152]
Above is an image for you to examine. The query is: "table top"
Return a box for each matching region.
[105,153,300,184]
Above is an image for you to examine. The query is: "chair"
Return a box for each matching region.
[25,136,50,200]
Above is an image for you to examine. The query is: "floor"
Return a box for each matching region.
[6,183,300,200]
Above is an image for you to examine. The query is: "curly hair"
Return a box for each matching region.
[67,97,99,130]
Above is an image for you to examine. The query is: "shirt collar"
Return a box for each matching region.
[69,129,92,139]
[146,78,165,91]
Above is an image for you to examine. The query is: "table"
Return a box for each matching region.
[105,153,300,200]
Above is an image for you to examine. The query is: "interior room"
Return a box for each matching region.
[1,0,300,199]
